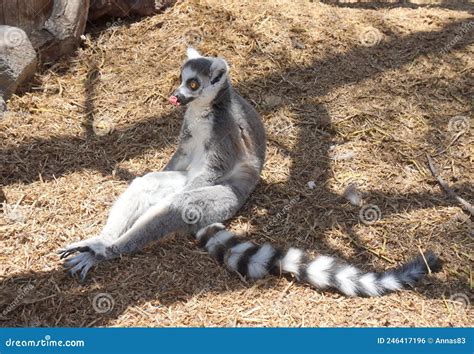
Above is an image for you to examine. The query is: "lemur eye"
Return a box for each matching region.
[188,79,200,90]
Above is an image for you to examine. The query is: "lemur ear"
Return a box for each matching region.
[186,47,202,59]
[209,58,229,85]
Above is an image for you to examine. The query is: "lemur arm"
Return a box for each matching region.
[164,122,194,171]
[163,145,191,171]
[182,175,213,191]
[182,160,228,191]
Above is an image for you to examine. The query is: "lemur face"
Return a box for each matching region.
[169,48,229,107]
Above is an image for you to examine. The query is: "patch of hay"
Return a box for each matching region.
[1,0,472,327]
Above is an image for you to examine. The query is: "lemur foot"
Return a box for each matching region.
[58,237,112,280]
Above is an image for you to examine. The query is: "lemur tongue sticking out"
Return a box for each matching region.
[59,48,441,297]
[169,95,180,106]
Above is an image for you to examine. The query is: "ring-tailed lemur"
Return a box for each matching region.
[59,48,441,296]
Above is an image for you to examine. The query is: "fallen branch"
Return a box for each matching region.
[426,154,474,216]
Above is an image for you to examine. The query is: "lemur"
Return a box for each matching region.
[59,48,441,296]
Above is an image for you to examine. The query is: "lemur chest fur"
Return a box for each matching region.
[182,105,214,174]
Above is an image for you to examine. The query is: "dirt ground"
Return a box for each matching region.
[1,0,473,327]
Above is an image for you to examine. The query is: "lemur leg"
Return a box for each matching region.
[59,171,187,273]
[99,171,188,239]
[63,184,243,279]
[111,184,243,254]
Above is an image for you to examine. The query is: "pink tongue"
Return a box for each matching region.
[169,96,180,106]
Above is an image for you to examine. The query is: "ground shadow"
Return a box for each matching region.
[0,227,467,327]
[320,0,474,11]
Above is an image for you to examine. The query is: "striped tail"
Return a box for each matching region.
[196,223,442,297]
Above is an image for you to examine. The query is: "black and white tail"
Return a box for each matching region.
[196,223,442,297]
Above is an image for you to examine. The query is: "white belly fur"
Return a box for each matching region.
[183,105,213,178]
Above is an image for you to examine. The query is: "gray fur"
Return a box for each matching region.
[59,48,266,279]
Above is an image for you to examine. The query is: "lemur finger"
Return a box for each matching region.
[80,262,94,281]
[64,253,89,269]
[59,250,75,259]
[59,248,77,259]
[57,249,70,257]
[58,246,91,259]
[68,262,85,276]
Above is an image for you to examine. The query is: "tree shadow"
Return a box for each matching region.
[2,18,471,184]
[1,10,473,326]
[319,0,474,11]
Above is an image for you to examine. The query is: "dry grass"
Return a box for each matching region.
[1,0,473,327]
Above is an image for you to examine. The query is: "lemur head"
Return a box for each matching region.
[169,48,229,107]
